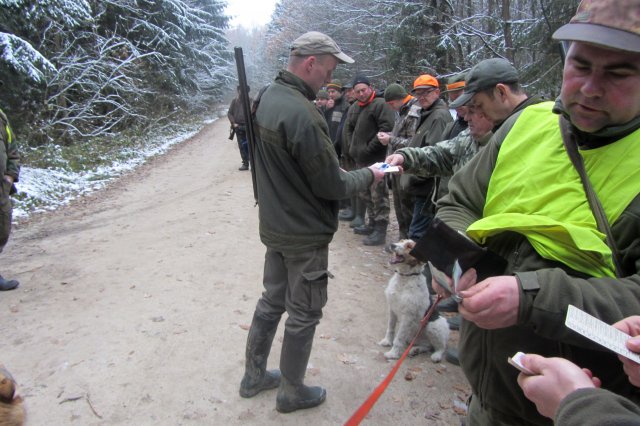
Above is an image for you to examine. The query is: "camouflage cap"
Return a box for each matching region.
[553,0,640,53]
[449,58,519,109]
[290,31,355,64]
[384,83,408,102]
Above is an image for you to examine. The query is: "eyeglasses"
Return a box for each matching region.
[414,89,435,98]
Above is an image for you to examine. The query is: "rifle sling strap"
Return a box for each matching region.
[559,116,623,278]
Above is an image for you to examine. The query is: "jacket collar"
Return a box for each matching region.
[553,98,640,148]
[275,70,317,101]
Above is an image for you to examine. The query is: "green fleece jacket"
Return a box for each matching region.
[437,99,640,425]
[343,95,395,165]
[555,388,640,426]
[254,70,374,251]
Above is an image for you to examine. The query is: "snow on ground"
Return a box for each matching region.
[13,119,218,219]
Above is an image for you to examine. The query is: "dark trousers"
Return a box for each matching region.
[255,246,329,335]
[235,129,249,166]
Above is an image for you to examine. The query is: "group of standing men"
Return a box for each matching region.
[239,0,640,424]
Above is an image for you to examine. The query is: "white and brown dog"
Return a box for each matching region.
[378,239,449,362]
[0,365,24,426]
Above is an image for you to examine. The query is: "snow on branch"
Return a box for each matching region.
[0,32,56,82]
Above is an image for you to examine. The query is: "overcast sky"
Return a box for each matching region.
[225,0,278,29]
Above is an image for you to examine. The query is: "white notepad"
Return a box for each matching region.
[565,305,640,363]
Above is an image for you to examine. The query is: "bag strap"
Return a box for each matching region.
[559,116,623,277]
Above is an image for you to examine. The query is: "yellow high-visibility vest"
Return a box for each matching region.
[467,102,640,277]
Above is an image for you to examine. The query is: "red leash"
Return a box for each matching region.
[344,294,443,426]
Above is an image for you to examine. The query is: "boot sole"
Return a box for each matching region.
[276,389,327,413]
[239,371,281,398]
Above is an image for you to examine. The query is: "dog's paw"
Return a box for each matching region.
[378,338,392,347]
[384,349,401,360]
[430,350,444,363]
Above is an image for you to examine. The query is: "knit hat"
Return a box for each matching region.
[316,89,329,99]
[351,75,370,87]
[552,0,640,53]
[449,58,519,108]
[442,72,467,94]
[384,84,408,102]
[411,74,439,92]
[290,31,355,64]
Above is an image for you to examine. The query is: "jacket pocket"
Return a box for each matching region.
[301,270,329,311]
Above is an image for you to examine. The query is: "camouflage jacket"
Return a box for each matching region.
[397,128,492,201]
[387,97,421,153]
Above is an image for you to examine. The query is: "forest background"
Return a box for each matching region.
[1,0,579,216]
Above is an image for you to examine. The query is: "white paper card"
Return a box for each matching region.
[508,351,535,375]
[565,305,640,363]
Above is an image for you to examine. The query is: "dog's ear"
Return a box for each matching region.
[404,240,416,250]
[406,256,421,267]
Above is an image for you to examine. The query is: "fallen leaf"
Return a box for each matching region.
[425,410,440,420]
[337,353,356,365]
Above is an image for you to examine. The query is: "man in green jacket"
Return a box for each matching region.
[343,75,395,245]
[377,83,421,239]
[238,31,385,414]
[0,107,20,291]
[401,74,452,240]
[434,0,640,424]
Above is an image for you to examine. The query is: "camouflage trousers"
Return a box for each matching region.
[357,163,390,223]
[390,173,414,238]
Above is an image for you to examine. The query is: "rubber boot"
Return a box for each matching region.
[276,328,326,413]
[0,275,19,291]
[239,313,281,398]
[338,198,354,221]
[349,198,365,229]
[353,219,374,235]
[363,220,387,246]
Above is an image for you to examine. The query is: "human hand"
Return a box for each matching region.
[457,275,520,329]
[377,132,391,146]
[517,354,599,419]
[431,267,477,299]
[367,164,386,184]
[613,316,640,387]
[3,175,13,185]
[385,153,404,167]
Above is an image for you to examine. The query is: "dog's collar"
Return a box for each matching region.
[397,272,421,276]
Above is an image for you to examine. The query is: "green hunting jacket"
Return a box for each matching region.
[254,70,374,251]
[436,99,640,425]
[343,95,395,165]
[0,109,20,195]
[399,98,452,197]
